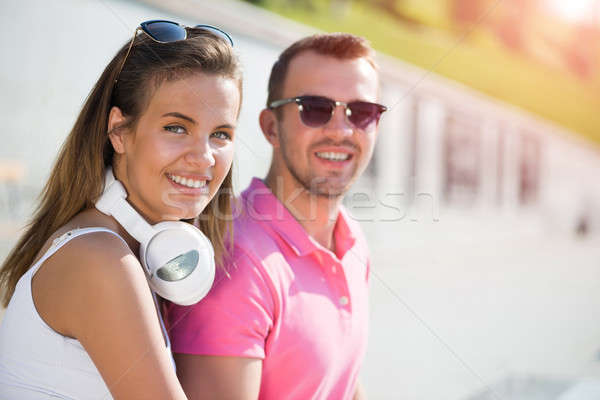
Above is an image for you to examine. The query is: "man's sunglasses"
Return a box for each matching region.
[115,20,234,84]
[269,95,387,130]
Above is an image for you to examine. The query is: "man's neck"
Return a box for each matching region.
[263,171,342,252]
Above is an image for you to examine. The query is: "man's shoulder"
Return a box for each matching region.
[232,212,278,252]
[230,190,285,256]
[224,204,293,290]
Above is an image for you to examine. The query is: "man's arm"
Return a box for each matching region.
[175,354,262,400]
[353,381,367,400]
[165,250,274,400]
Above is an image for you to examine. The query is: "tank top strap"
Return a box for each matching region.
[27,227,128,277]
[151,292,173,353]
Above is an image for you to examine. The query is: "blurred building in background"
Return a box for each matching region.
[1,0,599,399]
[365,53,600,236]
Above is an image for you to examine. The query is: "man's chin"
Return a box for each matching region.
[290,166,355,199]
[313,191,345,199]
[309,182,351,198]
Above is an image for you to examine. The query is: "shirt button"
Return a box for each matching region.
[339,296,349,306]
[331,266,337,273]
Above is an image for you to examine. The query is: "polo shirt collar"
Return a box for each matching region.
[241,178,356,259]
[333,207,356,260]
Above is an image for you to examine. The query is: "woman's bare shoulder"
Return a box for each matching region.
[32,225,149,339]
[37,227,138,281]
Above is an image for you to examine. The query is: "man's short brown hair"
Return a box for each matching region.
[266,33,377,107]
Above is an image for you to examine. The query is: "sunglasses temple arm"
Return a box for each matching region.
[269,98,298,109]
[114,28,140,84]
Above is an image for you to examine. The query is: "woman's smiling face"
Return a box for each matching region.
[108,73,240,223]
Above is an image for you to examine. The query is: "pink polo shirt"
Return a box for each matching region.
[166,178,370,400]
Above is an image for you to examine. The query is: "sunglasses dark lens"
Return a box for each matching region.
[194,24,234,47]
[299,97,334,127]
[144,21,186,42]
[348,102,382,130]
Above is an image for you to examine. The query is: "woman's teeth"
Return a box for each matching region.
[168,174,207,189]
[316,152,350,161]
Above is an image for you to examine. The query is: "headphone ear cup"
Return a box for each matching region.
[96,168,215,305]
[141,221,215,305]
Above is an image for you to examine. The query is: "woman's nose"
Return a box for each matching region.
[184,137,215,168]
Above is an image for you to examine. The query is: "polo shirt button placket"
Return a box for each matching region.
[323,253,350,311]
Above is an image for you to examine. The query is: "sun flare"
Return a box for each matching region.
[546,0,597,22]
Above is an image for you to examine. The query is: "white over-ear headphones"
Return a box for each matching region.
[95,167,215,305]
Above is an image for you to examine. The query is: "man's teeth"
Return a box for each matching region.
[316,152,350,161]
[169,174,207,188]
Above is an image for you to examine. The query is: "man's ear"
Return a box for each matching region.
[259,108,280,148]
[107,106,128,154]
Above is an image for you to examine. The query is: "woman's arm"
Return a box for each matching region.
[32,231,186,399]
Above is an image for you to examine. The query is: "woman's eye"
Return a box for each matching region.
[211,131,232,140]
[164,125,186,135]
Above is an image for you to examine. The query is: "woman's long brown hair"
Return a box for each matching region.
[0,29,242,307]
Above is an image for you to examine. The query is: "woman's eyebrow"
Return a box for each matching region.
[162,112,196,124]
[214,124,236,130]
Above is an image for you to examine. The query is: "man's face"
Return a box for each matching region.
[273,51,380,198]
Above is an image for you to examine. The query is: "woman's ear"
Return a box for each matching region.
[107,106,128,154]
[259,108,280,148]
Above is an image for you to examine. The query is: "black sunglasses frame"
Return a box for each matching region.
[114,20,234,85]
[269,95,387,130]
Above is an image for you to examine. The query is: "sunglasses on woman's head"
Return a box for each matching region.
[115,20,234,84]
[269,95,387,130]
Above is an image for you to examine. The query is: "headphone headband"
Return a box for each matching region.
[96,167,154,244]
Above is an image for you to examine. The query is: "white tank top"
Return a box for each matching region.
[0,227,174,399]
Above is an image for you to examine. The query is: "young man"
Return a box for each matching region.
[167,33,387,400]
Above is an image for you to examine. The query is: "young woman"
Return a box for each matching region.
[0,20,242,399]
